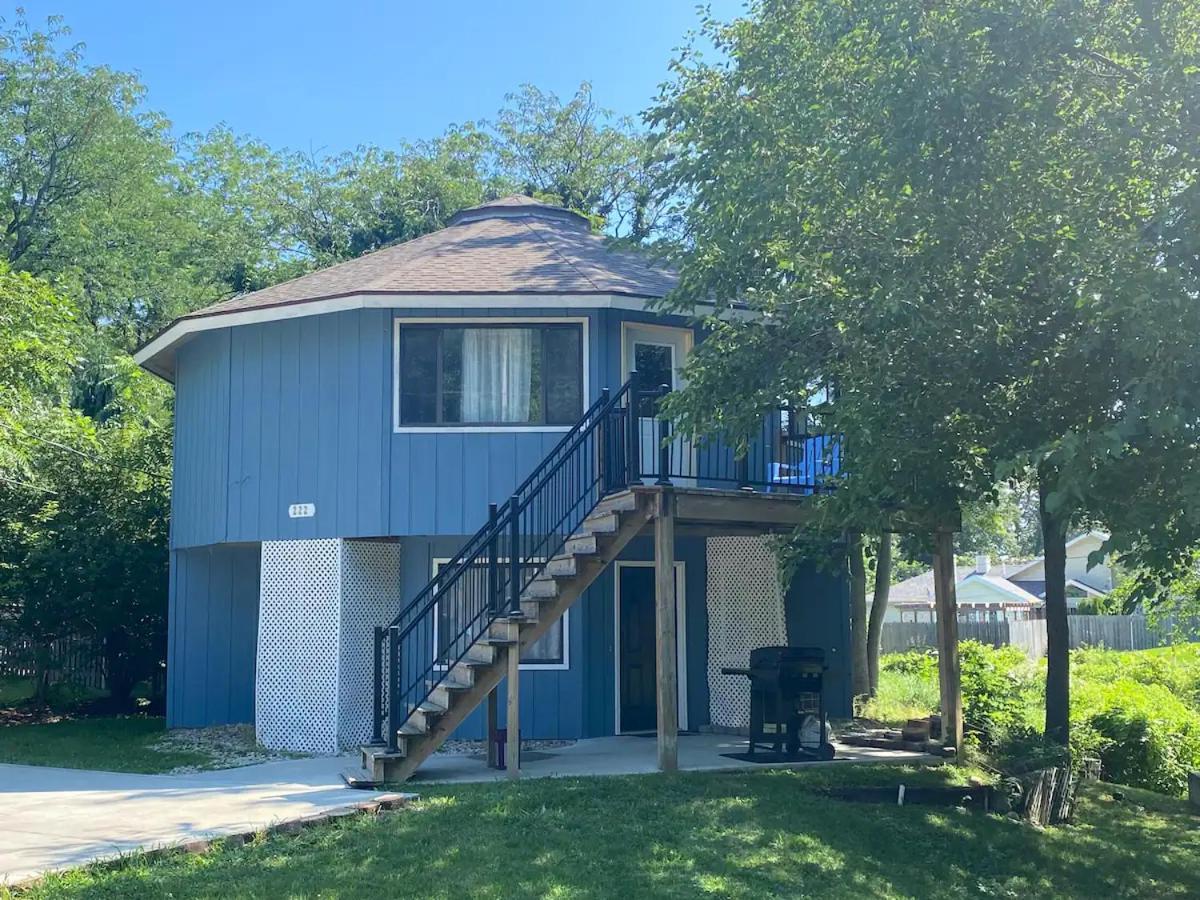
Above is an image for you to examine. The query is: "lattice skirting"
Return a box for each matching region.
[705,536,787,729]
[256,539,399,753]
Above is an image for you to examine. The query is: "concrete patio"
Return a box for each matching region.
[409,732,937,783]
[0,755,410,886]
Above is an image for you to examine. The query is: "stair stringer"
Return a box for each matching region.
[381,493,654,782]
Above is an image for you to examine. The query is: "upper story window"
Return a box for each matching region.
[397,323,584,428]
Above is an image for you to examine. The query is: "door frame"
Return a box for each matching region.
[612,560,688,734]
[619,321,694,389]
[620,322,697,481]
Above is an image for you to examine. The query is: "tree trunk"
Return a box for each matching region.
[1039,472,1070,744]
[849,532,870,700]
[866,532,893,696]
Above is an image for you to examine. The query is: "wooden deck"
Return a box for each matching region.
[625,485,821,536]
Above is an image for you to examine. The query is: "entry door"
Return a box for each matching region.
[622,325,695,483]
[617,564,687,733]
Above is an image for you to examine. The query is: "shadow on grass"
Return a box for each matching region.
[19,767,1200,900]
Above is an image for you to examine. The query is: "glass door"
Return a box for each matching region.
[622,325,695,484]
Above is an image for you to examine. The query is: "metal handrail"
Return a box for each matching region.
[372,372,841,750]
[375,379,637,749]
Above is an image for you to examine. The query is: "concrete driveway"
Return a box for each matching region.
[0,755,407,885]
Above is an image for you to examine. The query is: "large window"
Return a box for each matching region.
[397,323,584,427]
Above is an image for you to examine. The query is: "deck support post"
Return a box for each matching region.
[486,685,500,769]
[506,643,521,779]
[654,488,679,772]
[932,528,964,754]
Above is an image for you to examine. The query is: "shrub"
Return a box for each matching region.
[1070,678,1200,797]
[957,641,1040,747]
[1072,644,1200,708]
[880,649,939,679]
[859,670,940,724]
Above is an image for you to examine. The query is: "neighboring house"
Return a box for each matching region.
[135,196,851,774]
[873,531,1113,623]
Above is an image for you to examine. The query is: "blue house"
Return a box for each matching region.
[135,195,850,780]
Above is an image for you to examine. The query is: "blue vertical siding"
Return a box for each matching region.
[579,536,710,737]
[174,306,711,549]
[784,559,853,718]
[167,544,260,727]
[172,334,230,549]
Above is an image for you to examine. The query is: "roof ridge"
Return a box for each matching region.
[520,217,605,293]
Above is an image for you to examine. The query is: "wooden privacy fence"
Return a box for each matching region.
[0,633,107,691]
[881,615,1199,658]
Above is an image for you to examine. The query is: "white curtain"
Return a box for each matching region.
[462,329,534,423]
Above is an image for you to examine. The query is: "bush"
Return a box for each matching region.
[1070,678,1200,797]
[872,643,1200,796]
[859,669,940,723]
[958,642,1040,746]
[1071,644,1200,707]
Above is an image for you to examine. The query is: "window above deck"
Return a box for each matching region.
[393,319,586,432]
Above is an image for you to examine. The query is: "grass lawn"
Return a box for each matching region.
[13,766,1200,899]
[0,717,215,774]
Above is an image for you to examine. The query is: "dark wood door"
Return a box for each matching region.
[619,565,682,733]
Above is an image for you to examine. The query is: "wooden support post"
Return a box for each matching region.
[654,488,679,772]
[486,685,499,769]
[932,529,964,753]
[506,644,520,779]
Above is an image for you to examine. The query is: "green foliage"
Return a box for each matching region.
[651,0,1200,747]
[958,642,1040,745]
[1071,679,1200,798]
[496,83,671,241]
[873,642,1039,746]
[874,644,1200,796]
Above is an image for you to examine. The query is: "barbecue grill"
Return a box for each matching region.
[721,646,836,760]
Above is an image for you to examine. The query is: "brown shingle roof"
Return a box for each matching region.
[179,195,675,322]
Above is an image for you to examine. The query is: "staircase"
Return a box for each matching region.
[347,373,835,785]
[348,377,653,784]
[358,489,652,783]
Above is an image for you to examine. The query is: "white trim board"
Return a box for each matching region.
[431,557,570,671]
[393,316,590,434]
[612,560,689,735]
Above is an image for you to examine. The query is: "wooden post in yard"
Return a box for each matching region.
[655,488,679,772]
[932,528,964,754]
[506,644,520,779]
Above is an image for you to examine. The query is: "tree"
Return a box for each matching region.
[866,532,892,695]
[652,0,1200,745]
[0,261,75,473]
[497,83,671,240]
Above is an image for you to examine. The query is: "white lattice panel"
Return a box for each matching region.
[257,540,342,753]
[338,541,401,747]
[256,539,402,753]
[706,537,787,729]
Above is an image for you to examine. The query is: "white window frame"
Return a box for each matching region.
[394,316,590,434]
[431,557,570,671]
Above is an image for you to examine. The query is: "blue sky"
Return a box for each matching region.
[12,1,744,153]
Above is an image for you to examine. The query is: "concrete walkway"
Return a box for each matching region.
[0,735,934,884]
[0,755,405,885]
[409,733,936,783]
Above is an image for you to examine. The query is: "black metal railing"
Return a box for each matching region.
[372,372,839,749]
[626,382,840,494]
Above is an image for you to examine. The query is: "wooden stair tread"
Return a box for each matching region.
[372,490,651,782]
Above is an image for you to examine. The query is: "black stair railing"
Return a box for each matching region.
[374,378,637,750]
[372,372,841,750]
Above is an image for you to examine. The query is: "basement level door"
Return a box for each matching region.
[616,563,687,733]
[621,324,696,483]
